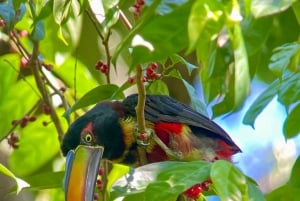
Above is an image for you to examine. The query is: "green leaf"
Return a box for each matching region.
[247,178,266,201]
[182,80,208,116]
[241,15,272,56]
[8,118,60,176]
[131,1,192,67]
[289,156,300,187]
[251,0,295,18]
[187,0,224,53]
[53,0,72,25]
[243,79,280,127]
[231,24,250,111]
[147,80,169,95]
[31,20,45,41]
[211,160,248,201]
[0,163,30,194]
[64,84,124,119]
[106,164,130,195]
[145,161,211,201]
[292,1,300,25]
[269,42,300,78]
[169,54,197,76]
[283,103,300,138]
[278,73,300,106]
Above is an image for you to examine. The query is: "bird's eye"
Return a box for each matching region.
[82,133,94,144]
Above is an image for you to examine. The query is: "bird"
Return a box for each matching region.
[61,94,241,201]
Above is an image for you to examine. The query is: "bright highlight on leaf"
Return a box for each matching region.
[0,163,30,194]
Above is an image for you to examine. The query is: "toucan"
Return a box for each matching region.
[61,94,241,201]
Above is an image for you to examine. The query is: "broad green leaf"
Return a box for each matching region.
[147,80,169,95]
[111,0,162,66]
[0,75,39,140]
[131,1,192,67]
[64,84,124,119]
[53,0,72,25]
[0,163,30,194]
[9,118,60,176]
[247,178,266,201]
[269,42,300,78]
[169,54,197,76]
[283,103,300,138]
[211,160,248,201]
[289,156,300,187]
[182,80,208,117]
[22,171,65,191]
[187,0,224,53]
[241,15,272,56]
[251,0,295,18]
[212,23,250,117]
[106,164,130,195]
[54,57,97,97]
[231,23,250,111]
[243,79,280,127]
[278,73,300,106]
[292,1,300,25]
[145,161,211,201]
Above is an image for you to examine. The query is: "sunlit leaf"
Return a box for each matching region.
[292,1,300,25]
[147,80,169,95]
[53,0,72,25]
[211,160,248,201]
[251,0,295,18]
[169,54,197,76]
[9,119,60,176]
[0,163,30,194]
[278,73,300,106]
[243,79,280,127]
[64,84,124,119]
[23,171,64,191]
[131,1,192,67]
[269,42,300,78]
[283,103,300,138]
[187,0,224,53]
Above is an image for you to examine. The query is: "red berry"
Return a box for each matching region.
[19,30,28,37]
[94,193,99,200]
[141,76,147,82]
[139,133,148,141]
[96,179,103,189]
[20,116,29,128]
[7,133,19,149]
[29,116,37,122]
[128,76,135,84]
[149,62,158,70]
[42,121,48,126]
[20,57,28,68]
[95,60,104,70]
[43,63,53,71]
[100,64,109,74]
[11,119,19,126]
[60,86,66,92]
[0,19,5,27]
[98,168,104,176]
[43,105,51,115]
[137,0,145,6]
[184,183,202,200]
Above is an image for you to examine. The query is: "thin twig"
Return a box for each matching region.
[0,99,43,142]
[30,41,64,142]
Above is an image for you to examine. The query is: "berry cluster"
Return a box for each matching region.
[94,167,105,200]
[7,133,19,149]
[127,62,162,84]
[129,0,145,16]
[184,179,212,200]
[12,115,37,128]
[95,60,109,74]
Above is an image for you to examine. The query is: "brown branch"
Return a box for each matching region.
[30,41,64,142]
[135,66,148,165]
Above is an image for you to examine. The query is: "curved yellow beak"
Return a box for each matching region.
[64,145,104,201]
